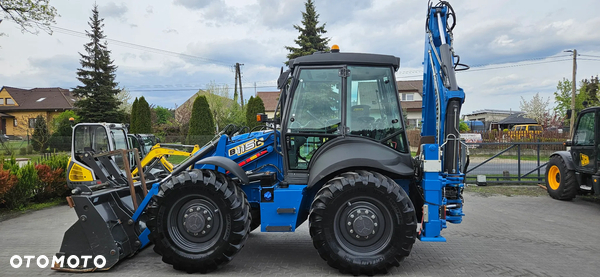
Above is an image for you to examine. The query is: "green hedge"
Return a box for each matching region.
[0,154,70,210]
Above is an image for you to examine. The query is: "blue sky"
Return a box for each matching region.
[1,0,599,115]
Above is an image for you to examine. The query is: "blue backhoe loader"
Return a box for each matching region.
[55,1,468,274]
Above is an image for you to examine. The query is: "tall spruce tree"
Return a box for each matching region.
[72,5,121,123]
[285,0,330,63]
[130,97,139,133]
[137,96,152,133]
[186,95,215,146]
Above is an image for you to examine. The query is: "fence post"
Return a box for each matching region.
[537,139,541,182]
[517,143,521,182]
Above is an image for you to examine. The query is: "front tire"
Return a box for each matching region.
[147,169,251,273]
[309,170,417,275]
[545,155,578,200]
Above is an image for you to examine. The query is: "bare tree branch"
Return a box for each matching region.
[0,0,58,35]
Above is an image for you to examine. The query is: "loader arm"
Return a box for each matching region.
[131,144,200,176]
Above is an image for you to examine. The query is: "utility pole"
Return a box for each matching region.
[234,64,239,102]
[236,63,244,107]
[567,49,577,137]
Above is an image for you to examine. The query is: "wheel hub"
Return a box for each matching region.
[346,208,378,240]
[183,205,213,236]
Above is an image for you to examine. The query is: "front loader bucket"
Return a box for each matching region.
[53,186,145,272]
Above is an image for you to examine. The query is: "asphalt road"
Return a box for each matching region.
[1,192,600,276]
[468,159,547,176]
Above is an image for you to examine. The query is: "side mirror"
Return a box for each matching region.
[566,110,572,120]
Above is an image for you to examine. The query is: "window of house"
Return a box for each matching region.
[0,98,3,105]
[401,93,414,101]
[6,98,14,105]
[13,118,17,127]
[29,118,36,128]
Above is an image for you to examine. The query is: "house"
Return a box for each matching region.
[463,109,522,131]
[256,91,280,118]
[174,90,237,126]
[0,86,76,138]
[397,80,423,128]
[497,113,538,130]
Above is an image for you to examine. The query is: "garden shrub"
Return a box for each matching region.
[3,163,38,209]
[0,164,18,205]
[0,154,70,210]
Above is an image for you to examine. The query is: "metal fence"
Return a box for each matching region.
[464,142,565,185]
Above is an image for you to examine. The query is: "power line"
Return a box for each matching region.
[127,85,278,92]
[465,54,570,69]
[465,58,572,72]
[48,23,598,88]
[396,57,575,78]
[51,25,231,66]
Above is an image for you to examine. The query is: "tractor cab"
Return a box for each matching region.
[128,133,160,158]
[68,123,136,189]
[72,123,130,163]
[278,50,412,183]
[568,107,600,174]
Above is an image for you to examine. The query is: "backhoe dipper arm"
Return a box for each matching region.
[419,0,467,241]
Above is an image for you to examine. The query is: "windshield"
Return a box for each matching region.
[141,136,155,155]
[73,125,109,154]
[111,128,128,150]
[287,68,342,132]
[346,66,406,152]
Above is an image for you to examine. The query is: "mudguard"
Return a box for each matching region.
[196,156,249,184]
[550,151,576,171]
[307,137,414,189]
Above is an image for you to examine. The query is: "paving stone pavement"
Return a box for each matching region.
[1,192,599,276]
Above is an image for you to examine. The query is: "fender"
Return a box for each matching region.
[196,156,249,184]
[550,151,576,171]
[307,137,414,189]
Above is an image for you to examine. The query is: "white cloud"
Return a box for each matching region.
[0,0,598,115]
[99,2,128,20]
[174,0,215,10]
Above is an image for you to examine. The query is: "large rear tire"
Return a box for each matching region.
[147,169,251,273]
[309,170,417,275]
[545,155,578,200]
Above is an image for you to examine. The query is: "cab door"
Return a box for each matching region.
[282,67,343,171]
[571,111,597,173]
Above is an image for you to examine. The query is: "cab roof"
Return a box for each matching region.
[289,52,401,71]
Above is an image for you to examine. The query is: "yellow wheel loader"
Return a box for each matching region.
[67,123,198,188]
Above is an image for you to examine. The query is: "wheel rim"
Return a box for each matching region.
[167,194,223,253]
[333,197,393,256]
[548,165,561,190]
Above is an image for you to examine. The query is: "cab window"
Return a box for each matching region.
[573,112,595,146]
[286,68,342,170]
[73,125,109,155]
[346,66,406,152]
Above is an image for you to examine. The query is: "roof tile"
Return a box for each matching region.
[0,86,76,111]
